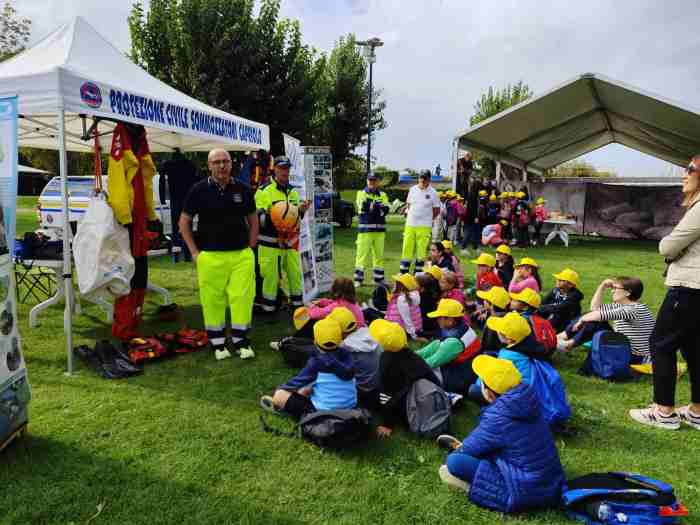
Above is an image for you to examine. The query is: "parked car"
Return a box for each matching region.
[332,191,355,228]
[37,175,173,236]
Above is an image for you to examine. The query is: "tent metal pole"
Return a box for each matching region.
[57,108,74,376]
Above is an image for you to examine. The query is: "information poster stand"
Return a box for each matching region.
[0,96,30,452]
[302,146,334,294]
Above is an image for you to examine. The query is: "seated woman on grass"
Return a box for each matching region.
[557,276,655,364]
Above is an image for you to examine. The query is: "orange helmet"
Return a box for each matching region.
[270,201,300,233]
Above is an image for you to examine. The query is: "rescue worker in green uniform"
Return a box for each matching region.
[255,156,310,313]
[354,172,390,287]
[180,149,258,361]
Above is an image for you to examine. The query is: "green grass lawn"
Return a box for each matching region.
[2,217,700,525]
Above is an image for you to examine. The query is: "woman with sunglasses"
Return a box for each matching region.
[630,157,700,431]
[556,277,654,364]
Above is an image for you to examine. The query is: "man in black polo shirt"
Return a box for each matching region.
[179,148,259,361]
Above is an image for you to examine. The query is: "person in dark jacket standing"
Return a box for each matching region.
[369,319,440,438]
[436,355,565,513]
[539,268,583,332]
[630,155,700,430]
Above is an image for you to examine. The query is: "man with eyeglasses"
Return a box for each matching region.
[180,148,259,361]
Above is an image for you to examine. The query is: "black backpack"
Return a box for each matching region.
[278,337,316,368]
[260,408,373,450]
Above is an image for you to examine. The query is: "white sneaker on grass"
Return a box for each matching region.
[438,465,469,491]
[354,281,362,288]
[215,348,232,361]
[629,405,680,430]
[269,341,281,351]
[237,347,255,360]
[677,405,700,430]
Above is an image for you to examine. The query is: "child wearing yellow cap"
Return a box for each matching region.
[508,257,541,294]
[513,191,532,247]
[260,318,357,419]
[538,268,584,332]
[474,286,511,354]
[328,307,382,410]
[416,299,482,393]
[532,197,548,246]
[369,319,440,438]
[384,273,424,341]
[495,244,514,285]
[470,252,504,294]
[468,313,544,407]
[436,355,565,513]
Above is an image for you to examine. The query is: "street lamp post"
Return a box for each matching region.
[356,37,383,177]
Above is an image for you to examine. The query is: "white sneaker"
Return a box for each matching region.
[629,405,681,430]
[237,347,255,360]
[215,348,232,361]
[438,465,469,491]
[556,334,571,352]
[354,281,362,288]
[269,341,281,351]
[677,405,700,430]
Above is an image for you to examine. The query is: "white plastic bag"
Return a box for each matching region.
[73,193,134,300]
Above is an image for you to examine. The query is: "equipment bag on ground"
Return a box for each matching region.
[278,337,316,368]
[528,314,557,357]
[562,471,688,525]
[580,331,632,381]
[260,408,373,450]
[405,378,451,439]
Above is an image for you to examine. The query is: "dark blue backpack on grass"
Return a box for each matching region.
[580,331,632,381]
[562,472,688,525]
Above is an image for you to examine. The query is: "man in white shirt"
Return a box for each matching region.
[400,171,441,274]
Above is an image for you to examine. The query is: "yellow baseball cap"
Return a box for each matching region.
[441,240,453,251]
[313,318,343,351]
[553,268,580,288]
[499,192,508,199]
[496,244,512,256]
[516,191,526,198]
[327,306,357,334]
[473,355,522,395]
[489,194,497,202]
[478,190,487,197]
[476,286,511,309]
[293,307,310,330]
[510,288,542,309]
[393,273,418,291]
[427,298,465,318]
[485,311,532,347]
[426,266,443,281]
[369,319,407,352]
[515,256,539,268]
[470,253,496,267]
[536,197,545,205]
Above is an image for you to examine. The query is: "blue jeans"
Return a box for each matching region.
[447,451,481,483]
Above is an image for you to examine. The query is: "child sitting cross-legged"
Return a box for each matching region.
[370,319,440,438]
[260,318,357,419]
[385,273,425,342]
[436,355,566,513]
[327,306,382,411]
[464,253,502,313]
[538,268,583,333]
[468,311,544,404]
[416,299,482,393]
[508,257,542,294]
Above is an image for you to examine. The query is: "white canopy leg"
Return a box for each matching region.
[58,108,74,376]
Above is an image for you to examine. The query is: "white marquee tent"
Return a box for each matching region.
[455,73,700,177]
[0,17,270,374]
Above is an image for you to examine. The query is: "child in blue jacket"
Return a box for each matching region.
[436,355,565,513]
[260,318,357,419]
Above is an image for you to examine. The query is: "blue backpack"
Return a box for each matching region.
[530,358,571,428]
[562,472,688,525]
[587,331,632,381]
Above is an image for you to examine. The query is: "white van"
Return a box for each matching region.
[37,175,173,236]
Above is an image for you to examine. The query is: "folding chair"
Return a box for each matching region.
[14,258,56,304]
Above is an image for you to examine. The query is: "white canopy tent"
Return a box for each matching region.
[0,17,270,374]
[455,73,700,177]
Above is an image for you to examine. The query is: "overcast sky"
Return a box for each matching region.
[18,0,700,176]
